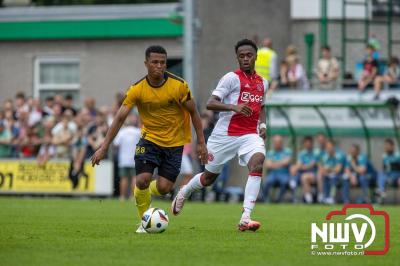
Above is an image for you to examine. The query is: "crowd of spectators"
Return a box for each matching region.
[0,92,120,161]
[1,92,399,203]
[254,36,400,98]
[262,133,400,204]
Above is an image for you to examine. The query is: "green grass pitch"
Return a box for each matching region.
[0,197,398,266]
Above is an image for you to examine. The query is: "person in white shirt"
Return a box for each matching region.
[316,45,340,90]
[286,55,310,90]
[113,114,141,200]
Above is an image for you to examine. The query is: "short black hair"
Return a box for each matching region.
[303,136,313,143]
[385,138,394,146]
[145,45,167,59]
[235,39,258,54]
[351,144,360,152]
[65,94,73,100]
[15,92,25,99]
[321,45,331,51]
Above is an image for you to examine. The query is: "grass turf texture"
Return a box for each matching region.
[0,197,398,266]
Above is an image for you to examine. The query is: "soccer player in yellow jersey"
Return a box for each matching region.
[91,45,208,233]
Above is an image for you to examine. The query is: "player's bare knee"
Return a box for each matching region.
[136,178,150,190]
[250,163,263,174]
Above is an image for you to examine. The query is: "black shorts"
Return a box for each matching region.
[134,138,183,182]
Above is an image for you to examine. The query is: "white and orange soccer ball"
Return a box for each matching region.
[141,208,169,233]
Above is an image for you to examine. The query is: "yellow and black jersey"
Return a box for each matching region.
[122,71,192,147]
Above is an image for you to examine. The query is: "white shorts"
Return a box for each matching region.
[180,154,193,175]
[205,133,266,174]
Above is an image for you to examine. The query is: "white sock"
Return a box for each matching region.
[182,172,205,198]
[305,193,313,203]
[241,174,261,220]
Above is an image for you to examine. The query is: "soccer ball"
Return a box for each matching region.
[141,208,169,233]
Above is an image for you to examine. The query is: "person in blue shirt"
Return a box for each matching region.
[290,136,318,203]
[319,139,344,204]
[343,144,370,203]
[313,132,327,202]
[377,138,400,197]
[263,135,292,202]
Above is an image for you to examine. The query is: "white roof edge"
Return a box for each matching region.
[0,3,181,22]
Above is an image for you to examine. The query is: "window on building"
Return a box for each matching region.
[34,57,80,105]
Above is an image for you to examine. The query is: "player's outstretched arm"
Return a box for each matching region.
[183,99,208,165]
[91,105,131,167]
[206,95,252,117]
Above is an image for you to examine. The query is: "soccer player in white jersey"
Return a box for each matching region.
[172,39,268,231]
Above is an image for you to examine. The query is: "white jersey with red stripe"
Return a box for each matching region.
[211,69,268,136]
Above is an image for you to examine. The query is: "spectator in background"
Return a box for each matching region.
[37,131,55,167]
[52,103,63,123]
[54,94,64,106]
[15,111,31,157]
[263,135,292,202]
[113,114,141,200]
[14,92,28,119]
[27,97,43,127]
[52,113,74,158]
[3,109,19,157]
[20,123,41,158]
[43,96,55,116]
[85,111,108,159]
[99,106,114,126]
[84,97,97,118]
[285,44,298,58]
[52,109,77,136]
[286,55,309,90]
[62,94,77,116]
[313,133,328,203]
[377,139,400,199]
[320,139,344,204]
[255,37,278,94]
[373,56,400,100]
[180,143,193,187]
[343,144,370,203]
[316,45,340,89]
[0,120,12,158]
[279,60,289,87]
[358,45,379,92]
[69,125,88,189]
[368,33,381,59]
[3,99,14,118]
[291,136,318,203]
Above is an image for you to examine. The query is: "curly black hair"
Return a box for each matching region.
[145,45,167,59]
[234,39,258,54]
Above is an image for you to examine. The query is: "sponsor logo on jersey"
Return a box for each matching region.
[240,92,263,103]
